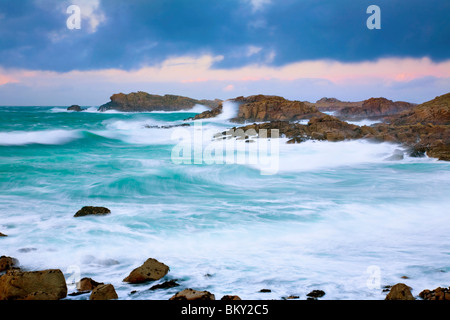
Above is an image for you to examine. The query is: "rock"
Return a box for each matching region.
[169,288,215,301]
[306,290,326,300]
[385,283,415,300]
[98,91,220,112]
[74,206,111,218]
[67,105,83,112]
[77,277,104,292]
[149,280,180,290]
[390,92,450,126]
[123,258,169,284]
[186,103,224,121]
[259,289,271,293]
[89,284,118,300]
[385,149,405,161]
[336,97,416,120]
[419,287,450,300]
[0,232,7,237]
[145,123,190,129]
[0,269,67,300]
[309,97,363,112]
[18,248,37,253]
[232,95,322,123]
[221,295,242,300]
[0,256,18,272]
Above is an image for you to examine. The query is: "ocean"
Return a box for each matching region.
[0,105,449,300]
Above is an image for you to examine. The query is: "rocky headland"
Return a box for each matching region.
[98,91,221,112]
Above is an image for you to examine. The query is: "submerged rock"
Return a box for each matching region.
[67,105,83,112]
[149,279,180,290]
[123,258,169,284]
[0,269,67,300]
[385,283,415,300]
[74,206,111,218]
[169,288,215,301]
[89,284,118,300]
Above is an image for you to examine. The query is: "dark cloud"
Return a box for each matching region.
[0,0,448,72]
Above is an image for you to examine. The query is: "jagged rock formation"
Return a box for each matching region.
[98,91,221,112]
[232,95,322,122]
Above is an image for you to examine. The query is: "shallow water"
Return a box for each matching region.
[0,106,449,300]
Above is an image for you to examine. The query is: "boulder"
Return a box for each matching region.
[89,284,118,300]
[385,283,415,300]
[306,290,326,300]
[123,258,169,284]
[77,277,104,292]
[74,206,111,217]
[169,288,215,301]
[0,269,67,300]
[0,256,18,272]
[0,232,7,237]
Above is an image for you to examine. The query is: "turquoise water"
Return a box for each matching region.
[1,106,449,300]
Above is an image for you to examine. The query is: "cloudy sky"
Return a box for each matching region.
[0,0,449,106]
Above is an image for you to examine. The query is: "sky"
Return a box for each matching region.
[0,0,449,106]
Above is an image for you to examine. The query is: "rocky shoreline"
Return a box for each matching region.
[189,92,450,161]
[1,204,449,300]
[1,253,448,300]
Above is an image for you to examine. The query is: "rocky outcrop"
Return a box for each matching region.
[0,256,18,272]
[123,258,169,284]
[0,269,67,300]
[67,105,83,112]
[98,91,220,112]
[222,92,450,162]
[336,98,416,120]
[385,283,415,300]
[307,97,363,112]
[186,95,322,122]
[227,115,374,143]
[419,287,450,300]
[169,288,215,301]
[232,95,322,123]
[89,284,118,300]
[0,232,7,237]
[389,93,450,126]
[74,206,111,217]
